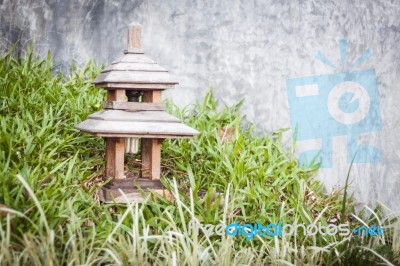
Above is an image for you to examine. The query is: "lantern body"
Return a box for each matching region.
[75,23,198,202]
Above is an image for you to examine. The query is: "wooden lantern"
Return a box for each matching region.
[76,22,198,203]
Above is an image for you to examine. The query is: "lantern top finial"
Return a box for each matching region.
[126,22,143,54]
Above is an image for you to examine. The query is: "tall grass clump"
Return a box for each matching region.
[0,47,399,265]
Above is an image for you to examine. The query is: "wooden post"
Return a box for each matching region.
[141,139,162,180]
[142,90,162,103]
[107,89,126,102]
[106,137,125,179]
[105,89,126,179]
[141,90,163,180]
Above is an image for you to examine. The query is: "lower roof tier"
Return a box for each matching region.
[75,110,199,138]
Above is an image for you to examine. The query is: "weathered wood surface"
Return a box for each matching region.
[142,90,161,103]
[76,119,199,137]
[109,178,163,189]
[96,133,194,138]
[111,54,156,64]
[102,63,167,72]
[140,88,163,181]
[98,178,172,203]
[94,83,175,90]
[141,139,162,180]
[99,187,172,203]
[127,22,143,53]
[88,110,180,122]
[103,101,166,111]
[92,70,178,85]
[105,137,125,179]
[107,89,126,102]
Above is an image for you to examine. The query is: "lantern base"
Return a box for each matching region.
[98,178,172,203]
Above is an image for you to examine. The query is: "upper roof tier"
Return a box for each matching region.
[92,23,178,90]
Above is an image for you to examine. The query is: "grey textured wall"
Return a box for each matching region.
[1,0,399,211]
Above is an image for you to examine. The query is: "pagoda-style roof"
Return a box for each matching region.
[92,28,178,90]
[75,110,198,138]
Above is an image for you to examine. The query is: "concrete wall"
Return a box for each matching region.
[1,0,399,211]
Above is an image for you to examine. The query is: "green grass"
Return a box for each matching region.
[0,47,399,265]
